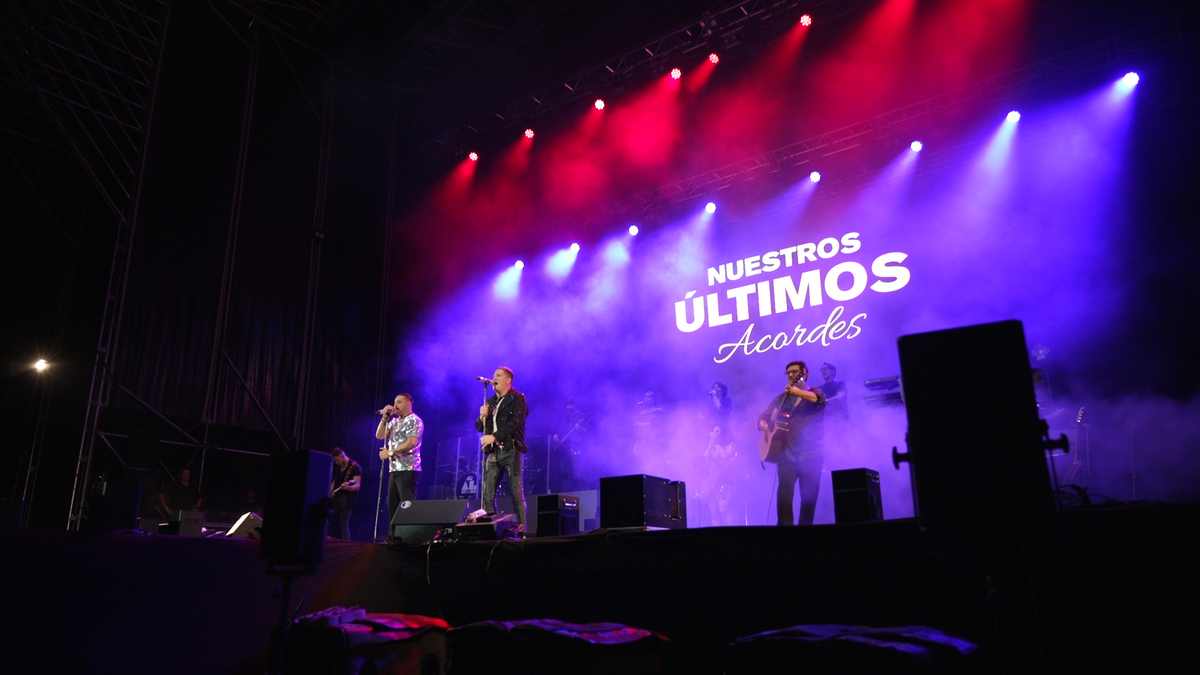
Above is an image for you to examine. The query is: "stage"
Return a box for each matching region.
[2,501,1197,673]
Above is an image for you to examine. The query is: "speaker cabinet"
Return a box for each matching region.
[897,320,1055,542]
[83,482,141,533]
[227,511,264,538]
[162,509,204,536]
[832,469,882,523]
[260,450,333,573]
[536,494,580,537]
[600,475,687,530]
[390,499,470,543]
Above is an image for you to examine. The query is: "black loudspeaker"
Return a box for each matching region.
[391,499,470,543]
[832,469,883,523]
[599,475,687,530]
[162,509,203,536]
[897,320,1055,543]
[260,450,333,573]
[536,494,580,537]
[82,483,141,532]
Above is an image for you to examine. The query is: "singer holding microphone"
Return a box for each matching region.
[376,394,424,529]
[758,361,826,526]
[475,367,529,531]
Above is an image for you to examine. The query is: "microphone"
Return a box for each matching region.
[708,389,718,395]
[476,376,495,384]
[377,407,392,415]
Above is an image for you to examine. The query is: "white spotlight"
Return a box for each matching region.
[35,359,48,372]
[1122,72,1140,87]
[809,171,821,183]
[628,225,639,236]
[570,243,580,253]
[705,202,716,214]
[910,140,923,152]
[1006,110,1021,123]
[515,260,525,269]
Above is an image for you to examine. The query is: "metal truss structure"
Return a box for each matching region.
[594,16,1185,220]
[1,0,171,529]
[425,0,852,160]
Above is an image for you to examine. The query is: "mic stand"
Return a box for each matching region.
[373,414,389,544]
[479,381,492,515]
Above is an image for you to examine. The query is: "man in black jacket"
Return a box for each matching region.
[476,366,529,529]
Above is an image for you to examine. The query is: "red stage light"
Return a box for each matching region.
[524,129,534,139]
[468,152,478,161]
[670,68,682,80]
[594,99,605,110]
[708,53,719,64]
[800,15,812,27]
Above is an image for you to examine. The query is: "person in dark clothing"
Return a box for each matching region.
[330,447,361,540]
[158,468,201,515]
[476,366,530,529]
[759,360,826,526]
[819,362,849,422]
[710,381,733,425]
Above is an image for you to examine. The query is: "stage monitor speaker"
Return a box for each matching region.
[536,494,580,537]
[162,509,203,536]
[260,450,333,573]
[600,475,686,530]
[227,511,264,538]
[897,320,1055,543]
[832,469,883,523]
[391,499,470,543]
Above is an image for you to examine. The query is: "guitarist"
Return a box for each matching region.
[330,447,361,540]
[550,398,589,491]
[758,360,826,526]
[551,397,589,455]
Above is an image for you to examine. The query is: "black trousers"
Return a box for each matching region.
[387,470,420,525]
[332,498,354,540]
[777,455,823,526]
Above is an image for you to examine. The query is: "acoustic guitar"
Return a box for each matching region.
[759,407,790,464]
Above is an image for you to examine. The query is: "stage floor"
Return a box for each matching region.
[2,502,1197,673]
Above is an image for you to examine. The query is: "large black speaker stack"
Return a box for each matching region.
[896,320,1056,544]
[260,450,333,573]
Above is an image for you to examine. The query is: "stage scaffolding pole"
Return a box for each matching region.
[67,1,173,529]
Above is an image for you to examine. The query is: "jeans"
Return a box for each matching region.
[777,455,823,526]
[482,448,526,526]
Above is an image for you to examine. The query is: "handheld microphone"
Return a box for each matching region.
[377,407,391,415]
[476,376,495,384]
